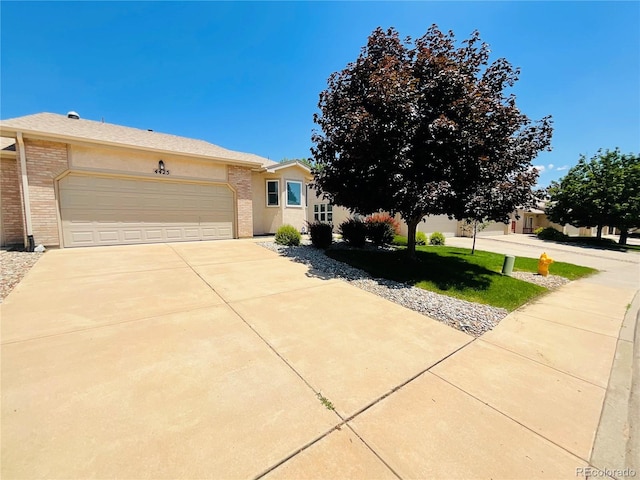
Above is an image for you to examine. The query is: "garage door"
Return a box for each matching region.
[59,174,234,247]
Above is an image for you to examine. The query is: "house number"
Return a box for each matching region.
[154,160,170,175]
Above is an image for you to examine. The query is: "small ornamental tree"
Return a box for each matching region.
[311,25,552,258]
[547,149,640,244]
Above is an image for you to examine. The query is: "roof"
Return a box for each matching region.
[262,159,312,174]
[0,112,271,167]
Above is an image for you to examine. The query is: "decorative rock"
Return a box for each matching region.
[0,250,44,302]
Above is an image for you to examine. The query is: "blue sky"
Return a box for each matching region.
[1,1,638,187]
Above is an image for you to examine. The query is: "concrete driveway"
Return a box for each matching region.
[1,239,637,479]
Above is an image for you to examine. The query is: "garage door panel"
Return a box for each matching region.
[69,231,95,245]
[201,225,233,239]
[60,174,235,247]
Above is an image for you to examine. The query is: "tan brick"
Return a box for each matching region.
[17,140,69,247]
[228,166,253,238]
[1,158,25,246]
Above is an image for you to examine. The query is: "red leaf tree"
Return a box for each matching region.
[312,25,553,258]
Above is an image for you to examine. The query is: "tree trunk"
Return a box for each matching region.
[619,228,629,245]
[596,225,603,239]
[406,219,419,260]
[471,221,478,255]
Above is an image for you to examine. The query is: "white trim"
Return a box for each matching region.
[16,132,34,237]
[266,179,280,207]
[263,161,312,174]
[285,180,303,208]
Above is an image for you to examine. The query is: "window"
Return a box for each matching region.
[286,181,302,207]
[314,203,333,222]
[266,180,279,207]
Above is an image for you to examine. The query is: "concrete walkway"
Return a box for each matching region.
[1,239,638,479]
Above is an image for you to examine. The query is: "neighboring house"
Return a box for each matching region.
[0,112,310,248]
[306,186,351,230]
[507,200,594,237]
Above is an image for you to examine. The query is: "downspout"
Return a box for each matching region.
[16,132,35,251]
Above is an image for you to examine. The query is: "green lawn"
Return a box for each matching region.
[326,245,596,311]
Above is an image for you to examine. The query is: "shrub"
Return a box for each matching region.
[536,227,568,241]
[429,231,446,245]
[533,227,544,235]
[415,231,427,246]
[366,221,395,246]
[392,235,407,246]
[275,224,301,246]
[364,212,401,235]
[339,218,367,247]
[307,221,333,249]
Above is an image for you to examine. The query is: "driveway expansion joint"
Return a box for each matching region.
[0,302,223,346]
[430,370,592,464]
[480,338,610,390]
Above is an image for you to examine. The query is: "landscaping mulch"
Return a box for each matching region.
[0,251,43,302]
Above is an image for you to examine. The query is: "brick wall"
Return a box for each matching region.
[0,158,25,246]
[19,140,69,246]
[228,165,253,238]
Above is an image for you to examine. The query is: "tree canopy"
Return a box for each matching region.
[311,25,553,257]
[547,149,640,244]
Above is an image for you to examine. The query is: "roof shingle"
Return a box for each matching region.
[0,112,271,166]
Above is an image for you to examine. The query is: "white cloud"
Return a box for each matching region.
[556,165,569,171]
[532,165,546,173]
[547,163,554,170]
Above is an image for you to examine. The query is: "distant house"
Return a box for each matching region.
[0,112,312,248]
[306,195,596,240]
[507,200,594,237]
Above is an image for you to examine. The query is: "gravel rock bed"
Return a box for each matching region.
[260,242,509,336]
[0,251,44,302]
[510,271,570,289]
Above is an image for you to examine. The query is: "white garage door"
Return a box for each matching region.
[59,174,234,247]
[417,215,459,237]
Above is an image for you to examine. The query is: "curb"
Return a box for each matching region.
[590,289,640,478]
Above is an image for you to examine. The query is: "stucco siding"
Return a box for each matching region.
[70,144,227,181]
[253,170,309,234]
[306,187,351,231]
[252,173,282,235]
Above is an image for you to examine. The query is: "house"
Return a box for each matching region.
[507,200,594,237]
[1,111,597,249]
[0,112,311,248]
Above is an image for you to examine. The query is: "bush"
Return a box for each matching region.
[392,235,407,246]
[339,218,367,247]
[533,227,544,235]
[275,224,301,246]
[415,231,427,246]
[364,212,401,235]
[366,221,395,246]
[536,227,568,241]
[307,221,333,249]
[429,231,446,246]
